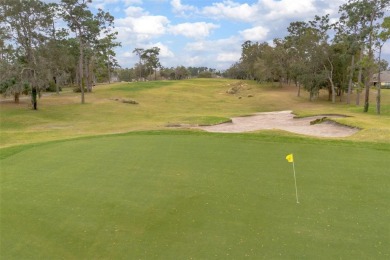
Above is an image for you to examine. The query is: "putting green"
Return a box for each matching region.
[1,132,389,259]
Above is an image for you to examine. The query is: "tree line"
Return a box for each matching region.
[0,0,120,109]
[2,0,389,114]
[118,47,221,81]
[225,0,389,114]
[117,57,222,82]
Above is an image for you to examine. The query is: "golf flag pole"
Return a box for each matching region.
[286,154,299,204]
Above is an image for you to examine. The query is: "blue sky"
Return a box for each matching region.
[84,0,389,70]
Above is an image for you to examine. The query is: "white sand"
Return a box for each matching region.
[196,110,359,137]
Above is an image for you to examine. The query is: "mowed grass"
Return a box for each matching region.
[1,132,389,259]
[1,78,390,148]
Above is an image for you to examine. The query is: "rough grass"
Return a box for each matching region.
[1,79,389,147]
[1,132,389,259]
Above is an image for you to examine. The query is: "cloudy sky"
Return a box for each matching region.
[85,0,389,70]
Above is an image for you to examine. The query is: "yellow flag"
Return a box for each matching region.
[286,154,294,163]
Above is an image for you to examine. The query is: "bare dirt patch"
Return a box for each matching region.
[196,111,359,138]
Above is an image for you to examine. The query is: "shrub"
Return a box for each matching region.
[198,71,212,78]
[46,81,62,92]
[122,99,139,104]
[72,85,87,93]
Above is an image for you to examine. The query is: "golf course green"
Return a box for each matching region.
[1,79,389,258]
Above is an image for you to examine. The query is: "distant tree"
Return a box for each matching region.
[378,59,389,71]
[117,68,136,82]
[39,25,76,94]
[309,15,338,103]
[225,0,389,107]
[141,47,161,80]
[60,0,116,102]
[96,32,121,84]
[375,16,390,114]
[286,20,330,101]
[240,41,263,80]
[347,0,390,112]
[174,66,189,80]
[160,66,175,79]
[132,48,144,80]
[285,21,312,97]
[250,43,277,84]
[60,0,94,103]
[338,2,364,104]
[94,9,120,85]
[225,62,246,79]
[329,41,351,100]
[187,66,198,77]
[1,0,54,109]
[187,66,212,77]
[270,38,291,84]
[198,71,212,78]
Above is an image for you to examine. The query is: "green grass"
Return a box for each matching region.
[1,79,390,258]
[1,132,389,259]
[168,115,232,126]
[1,79,390,147]
[110,80,176,92]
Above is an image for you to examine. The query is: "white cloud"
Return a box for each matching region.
[240,26,269,42]
[183,37,242,69]
[116,43,174,68]
[185,37,240,52]
[171,0,197,15]
[116,15,170,43]
[262,0,317,20]
[169,22,219,39]
[267,40,275,47]
[122,0,143,5]
[88,0,145,13]
[191,0,336,24]
[145,42,175,58]
[186,41,207,51]
[217,52,241,62]
[124,6,147,17]
[91,0,143,11]
[132,16,167,31]
[95,4,106,9]
[184,55,206,66]
[123,51,135,58]
[201,1,259,22]
[321,0,347,15]
[92,0,120,10]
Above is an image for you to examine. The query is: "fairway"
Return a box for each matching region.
[1,132,389,259]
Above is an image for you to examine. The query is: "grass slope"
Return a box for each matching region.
[1,79,390,148]
[1,133,389,259]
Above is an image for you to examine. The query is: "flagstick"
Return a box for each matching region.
[292,161,299,204]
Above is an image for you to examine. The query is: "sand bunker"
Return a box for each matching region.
[197,111,359,138]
